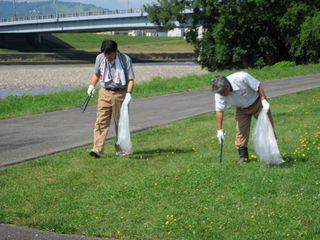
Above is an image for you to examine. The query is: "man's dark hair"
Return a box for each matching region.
[212,75,229,94]
[100,39,118,53]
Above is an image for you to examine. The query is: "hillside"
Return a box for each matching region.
[0,1,106,19]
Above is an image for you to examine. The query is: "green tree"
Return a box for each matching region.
[298,12,320,63]
[145,0,319,70]
[144,0,188,31]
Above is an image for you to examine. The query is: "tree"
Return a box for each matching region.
[144,0,188,31]
[298,12,320,63]
[144,0,319,70]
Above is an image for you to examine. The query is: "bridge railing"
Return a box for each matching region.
[0,8,144,23]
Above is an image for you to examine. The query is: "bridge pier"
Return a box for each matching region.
[0,33,71,50]
[33,33,42,45]
[0,33,42,50]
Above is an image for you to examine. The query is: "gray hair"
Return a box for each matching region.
[212,76,229,94]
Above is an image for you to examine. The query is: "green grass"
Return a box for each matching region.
[0,88,319,239]
[0,34,193,55]
[53,33,194,53]
[0,49,20,53]
[1,63,320,120]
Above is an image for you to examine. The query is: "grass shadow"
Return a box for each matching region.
[129,147,194,160]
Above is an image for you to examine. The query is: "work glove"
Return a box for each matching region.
[217,129,225,144]
[123,92,132,105]
[261,99,270,112]
[87,85,95,97]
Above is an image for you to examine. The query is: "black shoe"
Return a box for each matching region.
[89,149,103,158]
[238,147,249,164]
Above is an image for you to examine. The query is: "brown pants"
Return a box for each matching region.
[92,88,126,153]
[235,98,274,148]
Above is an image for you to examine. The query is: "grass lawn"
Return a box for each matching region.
[0,49,20,54]
[53,33,194,53]
[0,88,319,239]
[0,34,193,54]
[0,63,320,120]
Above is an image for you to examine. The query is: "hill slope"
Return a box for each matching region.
[0,0,106,19]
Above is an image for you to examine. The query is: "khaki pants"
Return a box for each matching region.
[235,98,274,148]
[93,88,126,153]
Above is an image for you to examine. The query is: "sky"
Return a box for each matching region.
[11,0,156,10]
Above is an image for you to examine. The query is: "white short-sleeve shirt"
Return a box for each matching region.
[214,72,260,112]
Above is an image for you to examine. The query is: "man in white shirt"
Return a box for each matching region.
[212,72,274,164]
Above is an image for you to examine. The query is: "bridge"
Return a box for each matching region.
[0,8,159,33]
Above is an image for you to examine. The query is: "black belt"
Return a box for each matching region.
[105,87,126,92]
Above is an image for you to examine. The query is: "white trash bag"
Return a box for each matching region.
[253,110,284,165]
[117,98,132,155]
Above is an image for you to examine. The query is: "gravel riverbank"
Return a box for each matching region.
[0,63,208,91]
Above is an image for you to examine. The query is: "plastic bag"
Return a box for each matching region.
[253,110,284,165]
[117,98,132,155]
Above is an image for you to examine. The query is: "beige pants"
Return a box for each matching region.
[235,98,274,148]
[93,88,126,153]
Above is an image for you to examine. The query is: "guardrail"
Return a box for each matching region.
[0,8,144,23]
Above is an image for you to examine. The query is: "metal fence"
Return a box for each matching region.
[0,8,144,23]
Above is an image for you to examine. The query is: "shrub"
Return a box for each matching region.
[273,61,296,68]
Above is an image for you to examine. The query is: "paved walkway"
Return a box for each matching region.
[1,74,320,167]
[0,74,320,239]
[0,224,113,240]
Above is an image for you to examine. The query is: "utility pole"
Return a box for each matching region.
[53,0,58,17]
[13,0,16,20]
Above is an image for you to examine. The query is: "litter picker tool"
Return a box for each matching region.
[219,139,224,163]
[80,90,94,112]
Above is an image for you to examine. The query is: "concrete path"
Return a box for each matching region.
[0,224,112,240]
[0,74,320,167]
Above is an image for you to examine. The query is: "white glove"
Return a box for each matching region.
[261,99,270,112]
[87,85,95,97]
[217,129,225,144]
[123,93,132,105]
